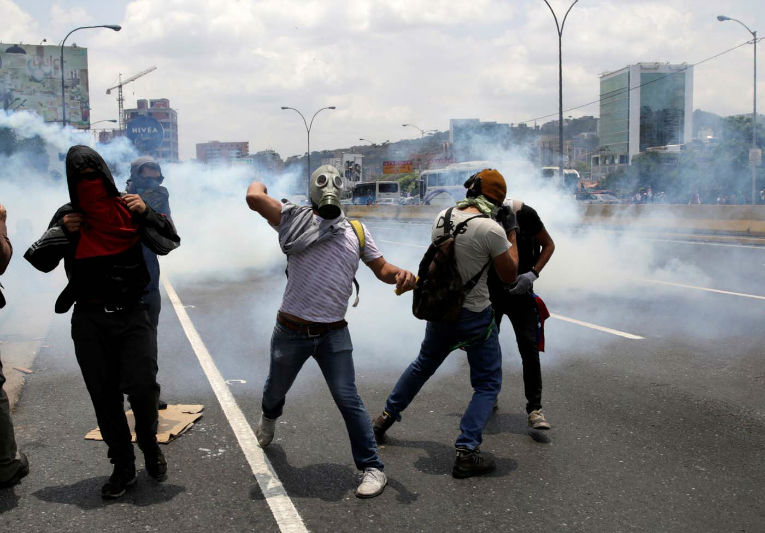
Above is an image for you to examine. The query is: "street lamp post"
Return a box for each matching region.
[281,106,336,183]
[717,15,759,204]
[90,119,118,128]
[543,0,578,183]
[60,24,121,127]
[359,138,389,145]
[402,123,427,138]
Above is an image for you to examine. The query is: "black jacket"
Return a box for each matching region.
[24,145,180,313]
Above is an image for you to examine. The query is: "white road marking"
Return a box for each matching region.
[646,238,764,250]
[550,313,645,339]
[162,277,307,533]
[642,279,765,301]
[378,239,427,248]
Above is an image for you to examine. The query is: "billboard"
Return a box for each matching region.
[127,116,164,152]
[383,160,413,174]
[342,153,363,182]
[0,43,90,128]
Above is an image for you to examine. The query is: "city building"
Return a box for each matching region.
[593,62,693,179]
[195,140,249,164]
[123,98,179,161]
[1,42,90,128]
[450,118,513,161]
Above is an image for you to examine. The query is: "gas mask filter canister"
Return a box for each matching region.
[309,165,344,219]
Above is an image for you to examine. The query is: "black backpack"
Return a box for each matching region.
[412,207,490,323]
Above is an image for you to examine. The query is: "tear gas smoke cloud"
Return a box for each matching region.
[0,111,751,393]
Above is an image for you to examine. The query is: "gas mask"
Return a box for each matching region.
[309,165,344,219]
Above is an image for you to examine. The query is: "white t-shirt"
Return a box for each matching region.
[276,206,382,322]
[431,208,510,312]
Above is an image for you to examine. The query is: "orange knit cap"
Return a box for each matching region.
[475,169,507,205]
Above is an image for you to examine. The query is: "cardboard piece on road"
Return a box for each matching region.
[85,404,204,444]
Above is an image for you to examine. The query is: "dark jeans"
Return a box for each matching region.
[384,307,502,450]
[0,355,19,480]
[494,293,543,414]
[71,304,160,466]
[261,322,383,471]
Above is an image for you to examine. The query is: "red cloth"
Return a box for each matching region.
[533,293,551,352]
[74,180,140,259]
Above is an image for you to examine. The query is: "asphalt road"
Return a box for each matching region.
[1,222,763,532]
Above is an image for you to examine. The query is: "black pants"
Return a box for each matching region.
[143,289,161,329]
[494,293,543,414]
[71,304,160,466]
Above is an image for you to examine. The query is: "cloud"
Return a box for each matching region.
[4,0,765,161]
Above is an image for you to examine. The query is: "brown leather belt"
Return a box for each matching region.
[277,312,347,337]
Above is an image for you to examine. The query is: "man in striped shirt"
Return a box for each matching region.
[246,167,416,499]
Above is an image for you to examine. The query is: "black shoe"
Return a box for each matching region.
[452,447,496,479]
[144,446,167,481]
[158,399,168,410]
[0,452,30,488]
[372,411,395,444]
[101,463,137,499]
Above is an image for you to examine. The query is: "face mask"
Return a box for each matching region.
[133,177,160,190]
[76,176,109,204]
[309,165,344,219]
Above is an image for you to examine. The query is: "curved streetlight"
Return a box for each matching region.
[60,24,121,127]
[402,123,429,138]
[359,138,390,145]
[543,0,578,183]
[717,15,759,204]
[281,105,336,182]
[90,119,118,128]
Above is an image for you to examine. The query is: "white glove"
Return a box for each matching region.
[506,271,538,295]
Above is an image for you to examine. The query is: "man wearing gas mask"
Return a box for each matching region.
[246,165,416,499]
[126,157,173,410]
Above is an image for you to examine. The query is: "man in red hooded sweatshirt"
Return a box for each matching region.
[25,146,180,499]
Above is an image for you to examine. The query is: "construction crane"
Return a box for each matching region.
[106,66,157,130]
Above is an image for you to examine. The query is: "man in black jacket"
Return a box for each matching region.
[488,199,555,431]
[25,146,180,499]
[126,156,172,410]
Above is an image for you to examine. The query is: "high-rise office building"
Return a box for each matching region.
[594,63,693,175]
[123,98,179,161]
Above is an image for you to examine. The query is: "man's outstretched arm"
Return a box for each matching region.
[366,257,417,293]
[246,182,283,226]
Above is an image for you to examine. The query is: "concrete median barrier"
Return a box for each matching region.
[346,204,765,238]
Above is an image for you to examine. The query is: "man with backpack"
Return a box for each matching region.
[372,168,518,479]
[488,198,555,430]
[245,165,416,499]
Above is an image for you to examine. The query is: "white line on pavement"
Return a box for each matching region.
[549,313,645,339]
[642,279,765,301]
[378,239,427,248]
[162,277,307,533]
[645,238,764,250]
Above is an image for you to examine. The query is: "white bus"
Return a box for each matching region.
[419,161,495,204]
[541,166,581,192]
[351,181,401,205]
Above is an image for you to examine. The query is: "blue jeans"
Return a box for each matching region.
[384,307,502,450]
[261,322,383,471]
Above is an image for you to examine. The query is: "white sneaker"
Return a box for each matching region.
[355,467,387,499]
[256,414,276,447]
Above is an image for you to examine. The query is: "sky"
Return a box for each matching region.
[3,0,764,160]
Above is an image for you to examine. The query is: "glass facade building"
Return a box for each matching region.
[594,63,693,177]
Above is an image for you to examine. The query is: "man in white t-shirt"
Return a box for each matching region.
[245,165,416,499]
[372,169,518,479]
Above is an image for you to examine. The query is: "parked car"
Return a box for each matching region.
[377,198,398,206]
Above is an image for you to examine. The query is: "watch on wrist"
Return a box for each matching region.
[530,267,540,278]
